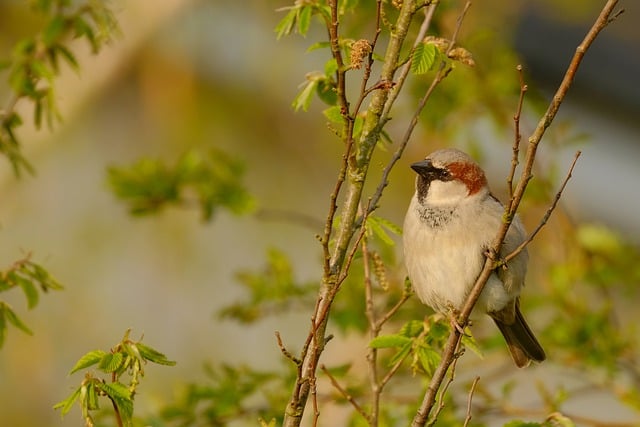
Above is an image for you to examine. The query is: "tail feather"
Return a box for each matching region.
[491,301,546,368]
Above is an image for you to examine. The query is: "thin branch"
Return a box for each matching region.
[256,208,324,231]
[462,377,480,427]
[275,331,301,365]
[362,236,381,427]
[411,2,621,425]
[503,150,581,264]
[310,375,320,427]
[320,364,370,422]
[368,0,471,215]
[507,64,527,200]
[380,2,437,120]
[375,291,412,331]
[427,346,465,426]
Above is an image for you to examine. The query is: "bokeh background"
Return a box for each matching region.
[0,0,638,425]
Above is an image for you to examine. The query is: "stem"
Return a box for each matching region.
[411,2,622,425]
[282,2,419,426]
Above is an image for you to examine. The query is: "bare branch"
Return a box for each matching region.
[503,150,581,264]
[320,364,370,422]
[507,64,527,200]
[462,377,480,427]
[411,2,621,425]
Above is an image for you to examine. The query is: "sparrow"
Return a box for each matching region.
[403,148,545,367]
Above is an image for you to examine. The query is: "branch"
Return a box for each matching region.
[462,377,480,427]
[283,3,422,425]
[503,150,581,264]
[321,364,370,422]
[411,2,622,425]
[507,64,527,200]
[368,0,471,215]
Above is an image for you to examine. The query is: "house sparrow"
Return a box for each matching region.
[403,148,545,367]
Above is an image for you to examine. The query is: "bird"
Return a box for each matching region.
[402,148,545,367]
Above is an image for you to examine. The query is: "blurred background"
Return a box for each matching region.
[0,0,638,425]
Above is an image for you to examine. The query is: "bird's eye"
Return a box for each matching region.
[438,169,451,180]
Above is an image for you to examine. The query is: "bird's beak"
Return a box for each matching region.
[411,159,434,175]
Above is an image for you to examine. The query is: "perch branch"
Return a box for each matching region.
[411,2,622,426]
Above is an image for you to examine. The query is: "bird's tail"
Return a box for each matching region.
[492,301,546,368]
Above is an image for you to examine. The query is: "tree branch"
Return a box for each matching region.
[411,2,622,425]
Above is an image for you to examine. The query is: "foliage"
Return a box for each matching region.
[0,0,120,176]
[54,329,175,427]
[0,253,63,348]
[147,363,292,427]
[107,149,255,221]
[2,1,637,426]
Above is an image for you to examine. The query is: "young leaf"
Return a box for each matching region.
[2,303,33,335]
[399,320,424,338]
[53,386,82,416]
[98,381,132,401]
[411,43,438,75]
[136,342,177,366]
[369,334,411,349]
[323,105,343,125]
[461,329,484,359]
[275,8,297,40]
[292,78,318,112]
[416,346,441,375]
[297,5,312,36]
[98,351,124,373]
[69,350,108,374]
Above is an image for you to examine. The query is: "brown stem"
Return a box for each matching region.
[411,2,622,426]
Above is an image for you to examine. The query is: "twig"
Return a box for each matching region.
[362,235,381,426]
[380,2,437,121]
[320,364,370,422]
[503,150,581,264]
[275,331,301,365]
[311,375,320,427]
[375,291,412,331]
[507,64,527,200]
[256,208,324,231]
[411,2,621,426]
[368,1,471,215]
[427,345,465,426]
[462,377,480,427]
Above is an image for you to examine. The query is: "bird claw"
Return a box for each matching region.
[445,305,469,336]
[484,247,508,270]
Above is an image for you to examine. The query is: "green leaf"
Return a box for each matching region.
[43,16,67,46]
[275,8,297,40]
[416,346,441,375]
[367,216,402,246]
[411,43,438,75]
[98,381,132,400]
[461,329,484,359]
[53,386,82,416]
[99,351,124,373]
[2,303,33,335]
[502,421,542,427]
[84,381,100,410]
[136,342,176,366]
[69,350,108,374]
[399,320,424,338]
[323,105,343,125]
[306,41,331,52]
[0,307,6,348]
[292,78,318,112]
[546,413,576,427]
[54,44,79,72]
[297,5,312,36]
[369,334,411,349]
[14,273,39,308]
